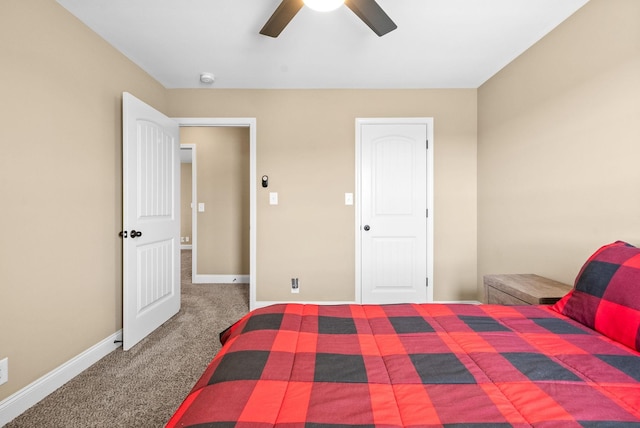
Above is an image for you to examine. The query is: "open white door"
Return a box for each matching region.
[122,92,180,350]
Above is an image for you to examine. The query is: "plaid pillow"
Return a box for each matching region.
[551,241,640,351]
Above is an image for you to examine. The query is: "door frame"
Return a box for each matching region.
[174,117,257,310]
[355,118,434,303]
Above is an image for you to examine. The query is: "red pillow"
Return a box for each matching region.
[551,241,640,351]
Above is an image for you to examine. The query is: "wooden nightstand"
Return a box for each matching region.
[483,274,572,305]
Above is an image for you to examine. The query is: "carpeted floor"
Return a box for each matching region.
[6,250,249,427]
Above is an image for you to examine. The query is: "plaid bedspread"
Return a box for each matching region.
[166,303,640,427]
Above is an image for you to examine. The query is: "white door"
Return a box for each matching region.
[122,92,180,350]
[359,121,430,304]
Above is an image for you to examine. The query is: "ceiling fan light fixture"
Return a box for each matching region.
[303,0,344,12]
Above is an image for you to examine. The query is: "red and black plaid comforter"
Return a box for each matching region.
[167,303,640,427]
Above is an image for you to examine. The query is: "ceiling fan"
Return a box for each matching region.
[260,0,397,38]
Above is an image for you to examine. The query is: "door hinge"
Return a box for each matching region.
[426,209,429,218]
[426,139,429,149]
[426,277,429,288]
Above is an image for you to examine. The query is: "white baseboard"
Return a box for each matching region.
[0,330,122,427]
[193,274,249,284]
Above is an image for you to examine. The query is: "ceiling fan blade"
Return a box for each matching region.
[260,0,305,37]
[345,0,397,37]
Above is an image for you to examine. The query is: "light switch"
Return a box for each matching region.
[345,193,354,206]
[198,202,205,212]
[269,192,278,205]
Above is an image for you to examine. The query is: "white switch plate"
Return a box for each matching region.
[345,193,354,205]
[0,357,8,385]
[269,192,278,205]
[198,202,205,212]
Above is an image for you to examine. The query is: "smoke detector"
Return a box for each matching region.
[199,73,215,84]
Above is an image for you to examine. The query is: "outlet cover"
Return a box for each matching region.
[0,357,8,385]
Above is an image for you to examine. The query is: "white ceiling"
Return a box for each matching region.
[56,0,589,89]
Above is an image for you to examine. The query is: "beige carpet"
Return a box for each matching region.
[6,250,249,427]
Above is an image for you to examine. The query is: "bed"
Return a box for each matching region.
[167,241,640,427]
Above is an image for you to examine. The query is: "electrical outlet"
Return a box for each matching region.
[0,357,8,386]
[185,236,189,242]
[291,278,299,294]
[180,237,185,243]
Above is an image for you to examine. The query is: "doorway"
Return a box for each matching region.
[175,118,257,309]
[181,128,249,284]
[355,118,434,304]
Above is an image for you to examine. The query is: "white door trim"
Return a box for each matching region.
[173,118,257,310]
[355,118,434,303]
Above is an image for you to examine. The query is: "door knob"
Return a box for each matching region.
[363,225,370,231]
[130,230,142,238]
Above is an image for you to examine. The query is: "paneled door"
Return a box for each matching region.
[359,120,431,304]
[122,92,180,350]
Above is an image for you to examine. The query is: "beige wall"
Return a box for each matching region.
[180,127,250,275]
[180,162,193,243]
[478,0,640,296]
[0,1,166,400]
[166,89,478,302]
